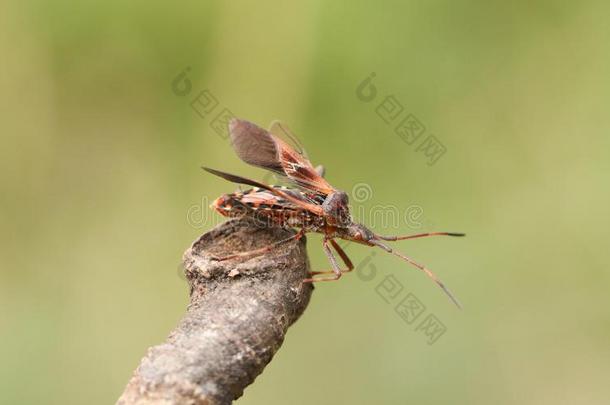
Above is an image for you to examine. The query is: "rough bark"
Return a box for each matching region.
[117,218,313,405]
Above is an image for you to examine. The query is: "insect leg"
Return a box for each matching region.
[210,228,305,262]
[308,239,354,276]
[302,239,343,283]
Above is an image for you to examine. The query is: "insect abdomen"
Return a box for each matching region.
[211,194,246,217]
[211,187,326,230]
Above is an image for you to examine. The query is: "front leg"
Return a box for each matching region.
[307,239,354,277]
[302,238,344,283]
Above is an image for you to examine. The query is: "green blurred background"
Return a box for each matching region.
[2,1,609,404]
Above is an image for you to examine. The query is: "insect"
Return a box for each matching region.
[204,118,465,308]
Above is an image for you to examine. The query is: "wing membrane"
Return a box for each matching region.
[228,119,283,173]
[228,119,335,195]
[268,120,308,158]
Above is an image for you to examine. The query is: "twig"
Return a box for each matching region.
[117,218,313,405]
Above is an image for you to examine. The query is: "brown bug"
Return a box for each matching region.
[204,118,465,308]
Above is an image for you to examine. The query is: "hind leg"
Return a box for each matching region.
[210,228,305,262]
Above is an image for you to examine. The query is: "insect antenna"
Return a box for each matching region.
[371,240,462,309]
[376,232,465,241]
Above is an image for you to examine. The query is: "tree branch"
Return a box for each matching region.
[117,218,313,405]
